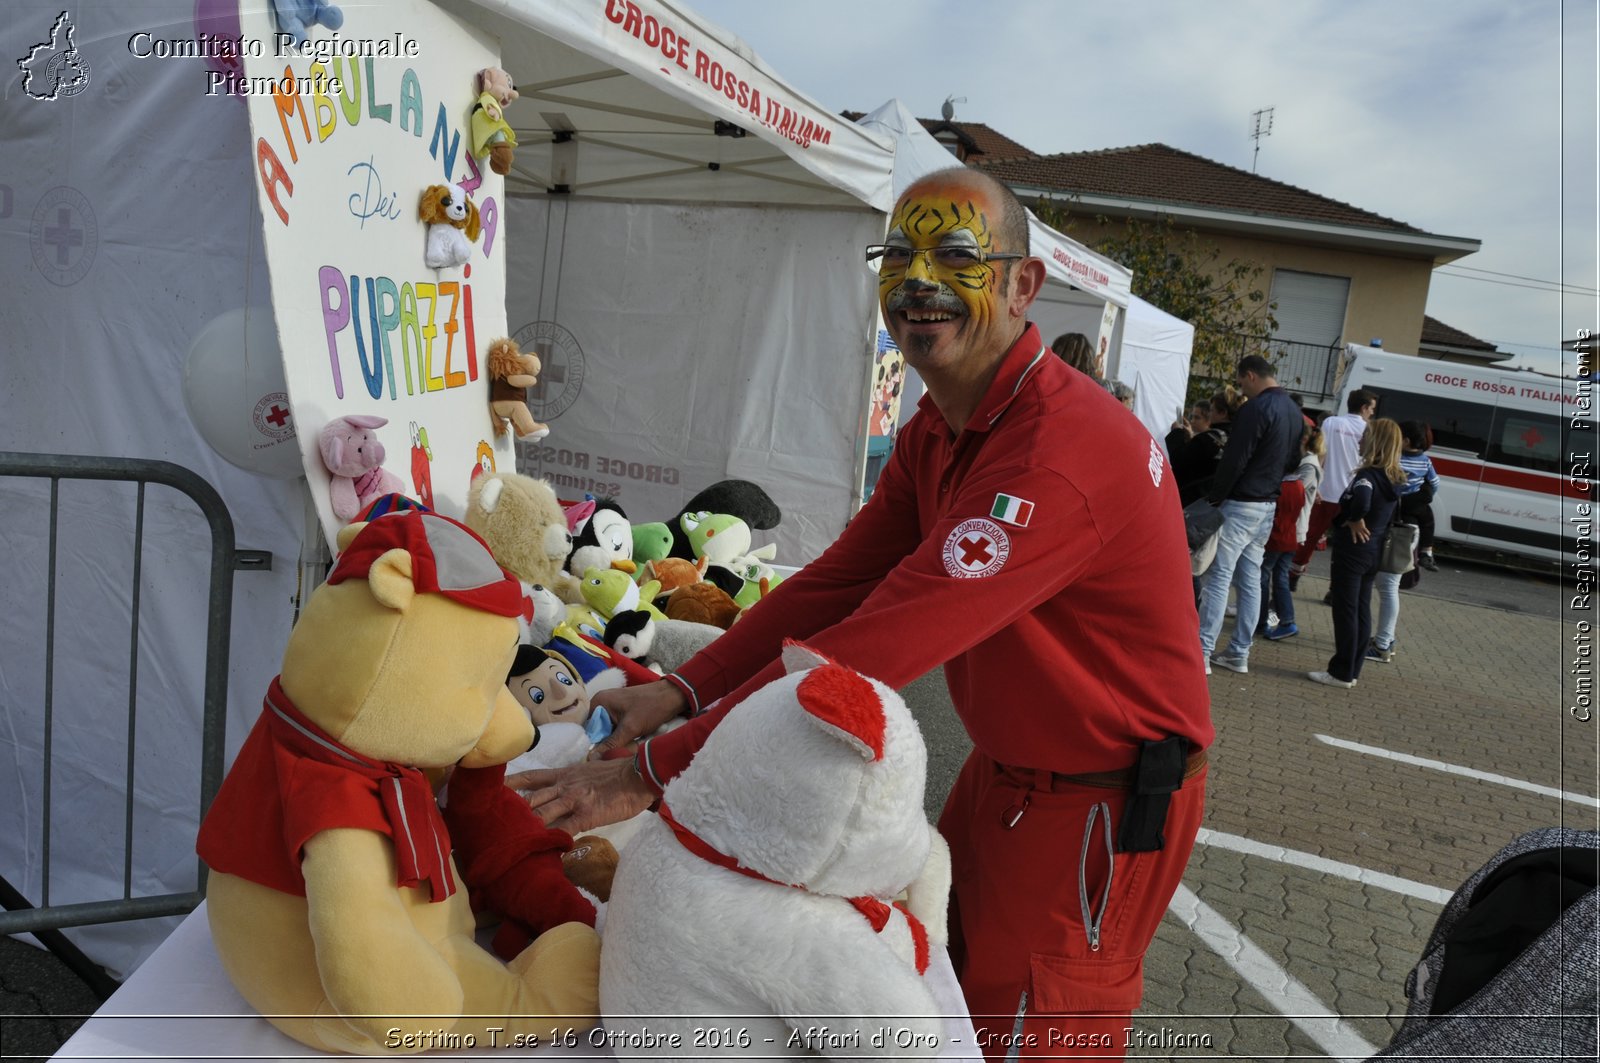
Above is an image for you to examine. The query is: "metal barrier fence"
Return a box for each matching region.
[0,453,237,948]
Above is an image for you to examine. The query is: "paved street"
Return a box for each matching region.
[906,552,1593,1059]
[4,555,1592,1061]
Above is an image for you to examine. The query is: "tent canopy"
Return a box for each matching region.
[456,0,894,209]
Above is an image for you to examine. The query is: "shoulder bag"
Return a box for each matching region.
[1380,521,1420,574]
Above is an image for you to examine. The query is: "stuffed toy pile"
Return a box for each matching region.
[196,510,600,1054]
[599,642,950,1059]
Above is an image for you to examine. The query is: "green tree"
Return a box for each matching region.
[1034,206,1276,401]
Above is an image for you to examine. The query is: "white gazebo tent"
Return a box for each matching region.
[0,0,894,976]
[856,100,1194,444]
[461,0,898,561]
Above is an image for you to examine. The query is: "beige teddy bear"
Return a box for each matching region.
[464,470,583,604]
[196,510,600,1054]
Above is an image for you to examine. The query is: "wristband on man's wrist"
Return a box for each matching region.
[663,672,699,717]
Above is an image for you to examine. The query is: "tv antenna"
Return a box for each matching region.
[941,95,966,121]
[1250,107,1275,173]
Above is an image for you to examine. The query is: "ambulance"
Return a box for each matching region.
[1331,343,1594,564]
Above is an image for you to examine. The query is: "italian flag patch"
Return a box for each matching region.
[989,493,1034,527]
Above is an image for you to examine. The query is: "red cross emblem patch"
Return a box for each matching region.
[942,518,1011,579]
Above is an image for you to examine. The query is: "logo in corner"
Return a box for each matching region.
[943,518,1010,579]
[17,12,92,102]
[1148,438,1165,487]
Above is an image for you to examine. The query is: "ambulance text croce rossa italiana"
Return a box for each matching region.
[1334,343,1594,564]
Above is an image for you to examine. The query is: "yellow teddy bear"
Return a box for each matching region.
[197,509,599,1054]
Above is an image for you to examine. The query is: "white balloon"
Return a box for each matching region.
[183,307,304,479]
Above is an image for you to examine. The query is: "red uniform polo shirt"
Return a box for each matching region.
[639,324,1212,787]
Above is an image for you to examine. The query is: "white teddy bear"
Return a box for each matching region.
[600,642,951,1059]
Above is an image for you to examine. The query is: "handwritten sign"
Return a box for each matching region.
[240,0,510,546]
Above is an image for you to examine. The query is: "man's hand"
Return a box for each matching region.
[505,757,655,835]
[588,679,689,757]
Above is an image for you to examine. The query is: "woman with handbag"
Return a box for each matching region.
[1369,421,1439,663]
[1309,418,1404,689]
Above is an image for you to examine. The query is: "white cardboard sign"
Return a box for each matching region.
[240,0,511,546]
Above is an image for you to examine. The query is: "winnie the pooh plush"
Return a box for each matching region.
[196,510,600,1054]
[599,642,950,1058]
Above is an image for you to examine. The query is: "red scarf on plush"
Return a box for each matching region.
[656,802,929,974]
[196,677,456,902]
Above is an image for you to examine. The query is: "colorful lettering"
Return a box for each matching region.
[478,196,499,256]
[256,137,293,224]
[415,281,443,391]
[398,283,421,395]
[351,274,384,399]
[319,265,349,397]
[364,57,392,122]
[438,280,465,388]
[333,56,361,125]
[271,68,310,162]
[428,102,460,181]
[462,266,478,381]
[310,60,336,140]
[398,68,423,136]
[374,276,401,398]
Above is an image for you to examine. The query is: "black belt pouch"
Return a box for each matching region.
[1117,736,1188,853]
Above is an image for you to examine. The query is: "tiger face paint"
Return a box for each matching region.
[879,179,1015,373]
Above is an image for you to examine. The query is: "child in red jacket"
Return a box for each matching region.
[1257,474,1307,640]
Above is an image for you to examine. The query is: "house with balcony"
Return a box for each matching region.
[853,113,1486,406]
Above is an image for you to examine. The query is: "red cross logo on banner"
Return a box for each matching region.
[943,518,1011,579]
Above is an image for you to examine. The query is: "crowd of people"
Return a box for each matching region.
[1165,369,1438,688]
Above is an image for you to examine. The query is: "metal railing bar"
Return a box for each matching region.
[43,476,58,908]
[0,892,204,935]
[123,481,146,900]
[0,451,236,932]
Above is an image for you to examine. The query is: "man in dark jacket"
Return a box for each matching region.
[1196,355,1303,674]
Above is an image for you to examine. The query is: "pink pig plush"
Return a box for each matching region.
[319,414,404,522]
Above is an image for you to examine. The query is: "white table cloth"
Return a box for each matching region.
[53,903,983,1060]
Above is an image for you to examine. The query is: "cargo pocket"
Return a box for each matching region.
[1027,950,1144,1017]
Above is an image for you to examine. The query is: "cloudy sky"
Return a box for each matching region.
[691,0,1597,375]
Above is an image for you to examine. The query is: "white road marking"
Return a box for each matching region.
[1197,828,1454,905]
[1168,884,1377,1062]
[1315,733,1600,808]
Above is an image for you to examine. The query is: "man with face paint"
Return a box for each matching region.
[517,169,1212,1059]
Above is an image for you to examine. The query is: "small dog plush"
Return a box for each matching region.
[419,183,480,269]
[487,337,551,441]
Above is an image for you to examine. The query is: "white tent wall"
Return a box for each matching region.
[1121,295,1196,443]
[1,2,305,977]
[508,196,884,559]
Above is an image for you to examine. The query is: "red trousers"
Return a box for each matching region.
[939,751,1206,1060]
[1291,498,1343,569]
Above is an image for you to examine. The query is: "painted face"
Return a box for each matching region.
[879,180,1013,371]
[509,657,590,726]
